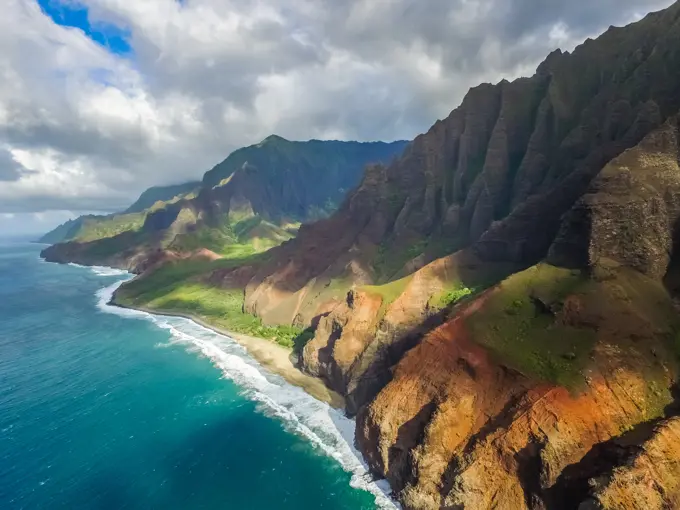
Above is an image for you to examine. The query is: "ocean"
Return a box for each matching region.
[0,241,394,510]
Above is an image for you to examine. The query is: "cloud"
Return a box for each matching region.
[0,149,24,181]
[0,0,675,218]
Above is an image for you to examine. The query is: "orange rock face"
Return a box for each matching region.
[356,284,677,510]
[301,290,383,394]
[581,417,680,510]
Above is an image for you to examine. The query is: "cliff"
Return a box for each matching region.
[243,3,680,330]
[43,2,680,508]
[236,4,680,508]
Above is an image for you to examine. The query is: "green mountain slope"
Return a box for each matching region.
[202,136,407,219]
[38,182,201,244]
[37,215,98,244]
[124,182,200,213]
[40,137,407,267]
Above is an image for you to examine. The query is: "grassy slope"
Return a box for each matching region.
[170,214,295,258]
[73,212,147,242]
[465,264,595,389]
[115,256,312,352]
[114,208,308,351]
[41,184,198,244]
[124,182,199,213]
[361,275,414,320]
[464,263,679,400]
[358,251,679,408]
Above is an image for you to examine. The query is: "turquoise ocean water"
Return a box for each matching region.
[0,241,394,510]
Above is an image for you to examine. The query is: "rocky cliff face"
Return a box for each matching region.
[41,2,680,508]
[235,4,680,508]
[354,261,679,509]
[244,3,680,330]
[292,114,680,509]
[579,417,680,510]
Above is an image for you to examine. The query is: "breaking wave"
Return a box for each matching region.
[94,276,398,509]
[66,263,130,277]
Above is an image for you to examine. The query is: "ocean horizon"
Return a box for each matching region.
[0,241,395,510]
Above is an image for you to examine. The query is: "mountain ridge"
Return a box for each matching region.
[40,137,408,268]
[40,3,680,508]
[38,181,201,244]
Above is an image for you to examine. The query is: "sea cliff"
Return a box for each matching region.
[41,3,680,508]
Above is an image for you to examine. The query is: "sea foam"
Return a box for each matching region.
[94,276,399,509]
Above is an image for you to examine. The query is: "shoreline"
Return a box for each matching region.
[111,300,346,410]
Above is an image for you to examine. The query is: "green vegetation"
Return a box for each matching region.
[425,234,467,262]
[148,285,304,349]
[466,264,595,390]
[80,231,147,259]
[371,234,468,284]
[124,181,200,214]
[38,212,146,245]
[315,277,353,303]
[169,213,293,258]
[202,137,408,197]
[463,262,680,399]
[40,182,199,244]
[74,212,147,242]
[434,285,476,309]
[38,215,93,244]
[372,239,427,283]
[115,257,310,350]
[361,274,414,320]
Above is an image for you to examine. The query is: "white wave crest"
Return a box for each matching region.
[65,262,129,277]
[94,278,399,509]
[90,266,129,277]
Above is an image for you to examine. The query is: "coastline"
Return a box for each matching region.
[111,300,346,410]
[40,242,399,509]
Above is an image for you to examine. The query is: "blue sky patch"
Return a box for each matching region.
[37,0,132,56]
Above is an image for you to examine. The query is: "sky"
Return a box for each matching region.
[0,0,675,235]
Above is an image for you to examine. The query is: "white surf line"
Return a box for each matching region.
[93,275,400,509]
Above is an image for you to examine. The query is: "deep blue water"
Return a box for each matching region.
[0,242,391,510]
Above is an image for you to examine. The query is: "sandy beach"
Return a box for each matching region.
[111,301,346,409]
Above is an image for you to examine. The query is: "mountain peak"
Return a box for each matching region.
[260,134,288,145]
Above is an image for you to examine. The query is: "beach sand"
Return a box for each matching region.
[112,302,346,409]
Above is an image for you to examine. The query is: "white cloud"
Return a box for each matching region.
[0,0,675,221]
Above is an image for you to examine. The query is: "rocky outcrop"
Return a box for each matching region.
[355,262,679,510]
[549,116,680,277]
[338,110,680,507]
[301,290,383,395]
[292,107,680,509]
[579,417,680,510]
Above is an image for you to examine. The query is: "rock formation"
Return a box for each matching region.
[42,2,680,508]
[239,4,680,508]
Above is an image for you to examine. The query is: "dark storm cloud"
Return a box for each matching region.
[0,149,27,182]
